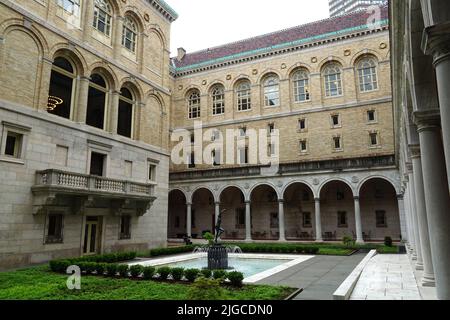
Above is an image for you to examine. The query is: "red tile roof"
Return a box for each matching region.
[172,5,388,70]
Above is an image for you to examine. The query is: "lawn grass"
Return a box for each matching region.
[0,266,294,300]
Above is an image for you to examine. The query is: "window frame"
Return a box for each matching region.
[122,16,138,53]
[211,85,225,116]
[187,90,201,119]
[119,215,132,240]
[44,213,64,244]
[236,81,252,111]
[302,212,312,228]
[263,75,280,107]
[357,57,379,93]
[86,73,109,130]
[48,57,77,120]
[117,87,135,139]
[292,69,311,103]
[323,63,343,98]
[337,211,348,228]
[93,0,112,37]
[376,210,387,228]
[0,121,31,164]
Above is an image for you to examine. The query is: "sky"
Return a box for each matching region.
[164,0,330,55]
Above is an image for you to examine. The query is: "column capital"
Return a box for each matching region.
[353,196,360,201]
[214,201,220,206]
[408,144,421,159]
[314,197,320,202]
[397,194,404,200]
[79,76,91,82]
[413,109,441,133]
[405,162,413,173]
[422,22,450,66]
[244,200,251,204]
[186,202,192,206]
[278,199,284,204]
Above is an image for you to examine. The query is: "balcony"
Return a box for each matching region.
[32,169,157,216]
[169,155,396,181]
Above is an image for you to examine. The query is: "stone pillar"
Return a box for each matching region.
[38,58,54,112]
[245,200,251,242]
[109,90,120,134]
[278,199,286,241]
[186,202,192,238]
[408,169,423,268]
[82,0,94,41]
[404,183,416,254]
[354,197,364,244]
[411,146,436,286]
[314,198,323,242]
[423,25,450,190]
[76,76,90,123]
[113,16,124,60]
[134,102,145,140]
[415,110,450,299]
[397,194,408,242]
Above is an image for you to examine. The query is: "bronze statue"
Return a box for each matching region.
[214,208,226,244]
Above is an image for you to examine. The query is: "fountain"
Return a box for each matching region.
[207,208,229,270]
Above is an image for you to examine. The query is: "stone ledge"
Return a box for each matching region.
[332,249,377,300]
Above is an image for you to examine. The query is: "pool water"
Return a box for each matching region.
[162,257,290,278]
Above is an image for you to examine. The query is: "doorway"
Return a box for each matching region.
[83,216,101,255]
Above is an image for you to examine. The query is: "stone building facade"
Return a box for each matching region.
[168,6,406,246]
[0,0,176,269]
[390,0,450,300]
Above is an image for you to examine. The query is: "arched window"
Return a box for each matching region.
[323,63,343,97]
[358,56,378,92]
[86,74,108,129]
[118,87,134,138]
[236,81,251,111]
[57,0,81,15]
[122,17,138,53]
[211,85,225,115]
[263,75,280,107]
[48,57,76,119]
[187,90,201,119]
[292,69,310,102]
[93,0,112,36]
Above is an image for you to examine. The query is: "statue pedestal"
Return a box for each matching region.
[207,244,228,270]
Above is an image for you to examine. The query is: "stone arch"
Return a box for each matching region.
[0,19,49,57]
[218,184,247,201]
[168,189,188,239]
[350,49,382,66]
[287,63,313,78]
[189,186,217,203]
[148,25,168,50]
[190,187,216,237]
[357,175,400,196]
[142,94,165,146]
[257,69,283,83]
[318,178,355,197]
[89,64,118,91]
[219,186,246,240]
[231,75,252,88]
[249,183,280,240]
[123,8,146,33]
[318,56,345,71]
[183,84,203,97]
[169,188,188,201]
[249,182,281,200]
[282,180,317,199]
[119,79,144,101]
[207,80,226,93]
[51,44,88,77]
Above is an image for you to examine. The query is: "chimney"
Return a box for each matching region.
[177,47,186,61]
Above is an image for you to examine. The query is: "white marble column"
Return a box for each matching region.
[354,197,364,244]
[245,200,251,242]
[408,170,423,268]
[415,110,450,299]
[186,202,192,238]
[423,26,450,190]
[411,147,436,286]
[278,199,286,241]
[397,194,408,242]
[314,198,323,242]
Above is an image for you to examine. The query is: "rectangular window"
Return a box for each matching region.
[235,208,245,229]
[298,119,307,131]
[148,163,157,182]
[270,212,279,228]
[376,210,387,228]
[120,215,131,240]
[46,214,63,244]
[268,123,275,134]
[370,132,379,146]
[4,132,22,158]
[367,110,376,122]
[299,140,307,153]
[239,147,249,164]
[337,190,345,200]
[90,152,106,177]
[188,152,195,168]
[331,114,340,127]
[333,136,342,150]
[337,211,347,228]
[302,212,312,228]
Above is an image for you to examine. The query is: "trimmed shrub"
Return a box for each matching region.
[149,246,196,257]
[117,264,129,277]
[129,265,144,278]
[95,263,107,275]
[184,268,199,282]
[384,236,393,247]
[187,277,225,300]
[212,270,228,280]
[200,269,212,279]
[157,266,171,280]
[171,268,184,281]
[49,260,71,273]
[105,263,118,276]
[142,266,156,280]
[343,235,355,247]
[227,271,244,287]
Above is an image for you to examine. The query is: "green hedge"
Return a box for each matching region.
[49,252,137,273]
[148,245,197,257]
[235,243,319,254]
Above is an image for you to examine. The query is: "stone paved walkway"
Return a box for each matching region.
[256,253,366,300]
[350,254,421,300]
